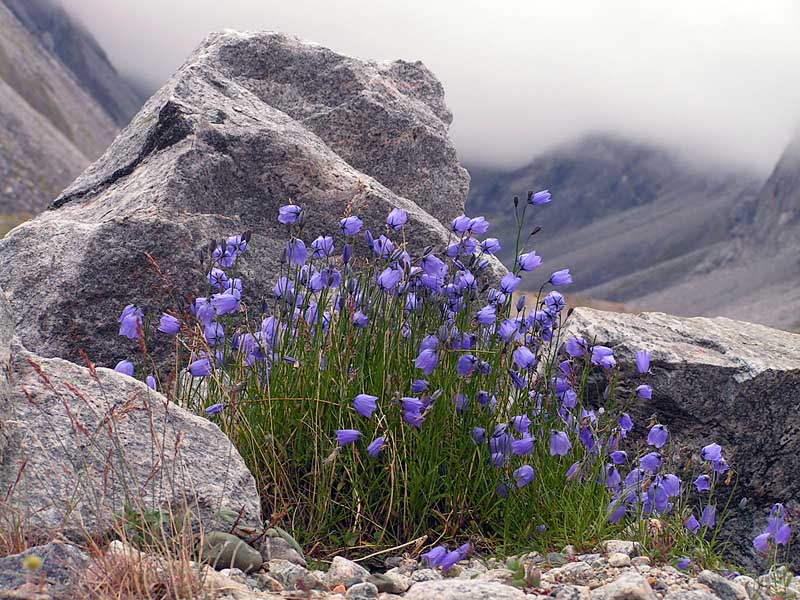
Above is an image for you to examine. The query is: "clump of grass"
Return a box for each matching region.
[110,192,784,571]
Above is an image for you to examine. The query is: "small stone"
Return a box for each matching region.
[563,545,578,556]
[663,591,721,600]
[259,536,307,568]
[268,558,326,590]
[550,562,594,585]
[608,553,632,568]
[333,584,347,594]
[602,541,640,557]
[554,584,592,600]
[404,579,527,599]
[632,557,651,567]
[579,554,605,567]
[255,573,284,592]
[411,568,443,582]
[218,567,248,584]
[346,582,379,599]
[326,556,371,587]
[480,568,517,584]
[698,570,748,600]
[591,573,659,600]
[200,532,263,574]
[367,572,411,594]
[546,553,570,566]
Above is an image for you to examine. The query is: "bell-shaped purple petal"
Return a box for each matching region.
[278,204,303,224]
[158,313,181,335]
[513,346,536,370]
[513,465,535,488]
[340,215,363,235]
[518,251,542,272]
[550,430,571,456]
[550,269,572,286]
[753,532,770,553]
[386,207,408,231]
[530,189,551,205]
[640,452,662,474]
[636,350,651,374]
[647,424,668,449]
[353,394,378,418]
[336,429,362,446]
[636,385,653,400]
[188,357,212,377]
[421,546,448,567]
[685,514,700,534]
[367,436,385,457]
[114,360,135,377]
[694,475,712,492]
[701,443,723,463]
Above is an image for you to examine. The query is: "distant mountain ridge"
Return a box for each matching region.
[3,0,142,126]
[0,0,141,214]
[466,134,800,329]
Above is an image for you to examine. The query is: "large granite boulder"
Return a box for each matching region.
[0,288,261,539]
[567,308,800,567]
[0,30,497,368]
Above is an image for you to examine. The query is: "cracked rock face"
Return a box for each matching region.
[0,30,500,368]
[566,308,800,568]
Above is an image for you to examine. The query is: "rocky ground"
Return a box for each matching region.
[1,536,795,600]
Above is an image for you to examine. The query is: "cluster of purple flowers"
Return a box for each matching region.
[112,233,251,393]
[753,503,792,553]
[109,192,792,568]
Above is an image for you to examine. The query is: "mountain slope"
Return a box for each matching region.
[467,135,763,308]
[3,0,142,126]
[635,131,800,330]
[0,0,118,213]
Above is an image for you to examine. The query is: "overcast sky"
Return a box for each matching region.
[63,0,800,174]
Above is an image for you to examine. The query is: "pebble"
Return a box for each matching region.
[326,556,371,588]
[603,540,641,557]
[608,553,632,568]
[199,531,263,574]
[346,581,379,599]
[368,572,412,594]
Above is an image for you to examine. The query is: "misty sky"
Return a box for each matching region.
[63,0,800,174]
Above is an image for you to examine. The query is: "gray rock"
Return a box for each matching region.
[200,531,263,574]
[346,581,379,599]
[590,573,659,600]
[0,321,261,538]
[602,541,640,557]
[0,30,504,369]
[545,553,569,566]
[267,558,325,590]
[0,542,89,594]
[607,553,631,568]
[405,579,526,600]
[325,555,370,587]
[410,568,443,582]
[478,568,516,584]
[554,584,592,600]
[663,592,722,600]
[567,308,800,567]
[258,536,307,568]
[548,561,594,585]
[367,572,411,594]
[698,570,748,600]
